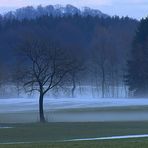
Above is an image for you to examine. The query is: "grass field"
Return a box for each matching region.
[1,122,148,147]
[1,139,148,148]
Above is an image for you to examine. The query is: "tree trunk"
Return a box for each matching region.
[71,73,76,98]
[39,93,46,122]
[101,65,105,98]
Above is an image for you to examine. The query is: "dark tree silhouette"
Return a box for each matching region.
[92,26,111,98]
[17,39,77,122]
[125,17,148,97]
[69,60,84,98]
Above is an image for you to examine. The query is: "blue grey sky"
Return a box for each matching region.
[0,0,148,19]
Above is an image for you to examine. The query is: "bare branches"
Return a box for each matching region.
[17,39,79,96]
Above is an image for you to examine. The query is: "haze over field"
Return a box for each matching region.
[1,98,148,123]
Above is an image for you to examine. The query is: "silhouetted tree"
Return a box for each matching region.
[17,39,77,122]
[92,26,110,98]
[126,17,148,97]
[69,60,84,98]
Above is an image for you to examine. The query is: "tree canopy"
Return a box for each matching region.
[126,17,148,97]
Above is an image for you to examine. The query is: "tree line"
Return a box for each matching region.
[0,13,138,98]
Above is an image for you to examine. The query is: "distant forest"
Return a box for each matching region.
[0,5,139,98]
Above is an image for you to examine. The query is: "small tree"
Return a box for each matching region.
[17,39,76,122]
[69,60,84,98]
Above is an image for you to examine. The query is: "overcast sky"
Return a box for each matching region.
[0,0,148,19]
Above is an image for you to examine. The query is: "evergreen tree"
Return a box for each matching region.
[126,17,148,97]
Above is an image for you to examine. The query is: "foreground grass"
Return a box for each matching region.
[1,122,148,144]
[1,139,148,148]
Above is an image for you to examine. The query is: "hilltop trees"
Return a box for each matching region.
[4,4,108,20]
[126,17,148,97]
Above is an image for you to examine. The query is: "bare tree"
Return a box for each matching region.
[69,61,84,98]
[12,62,25,97]
[17,39,76,122]
[92,26,124,98]
[92,26,110,98]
